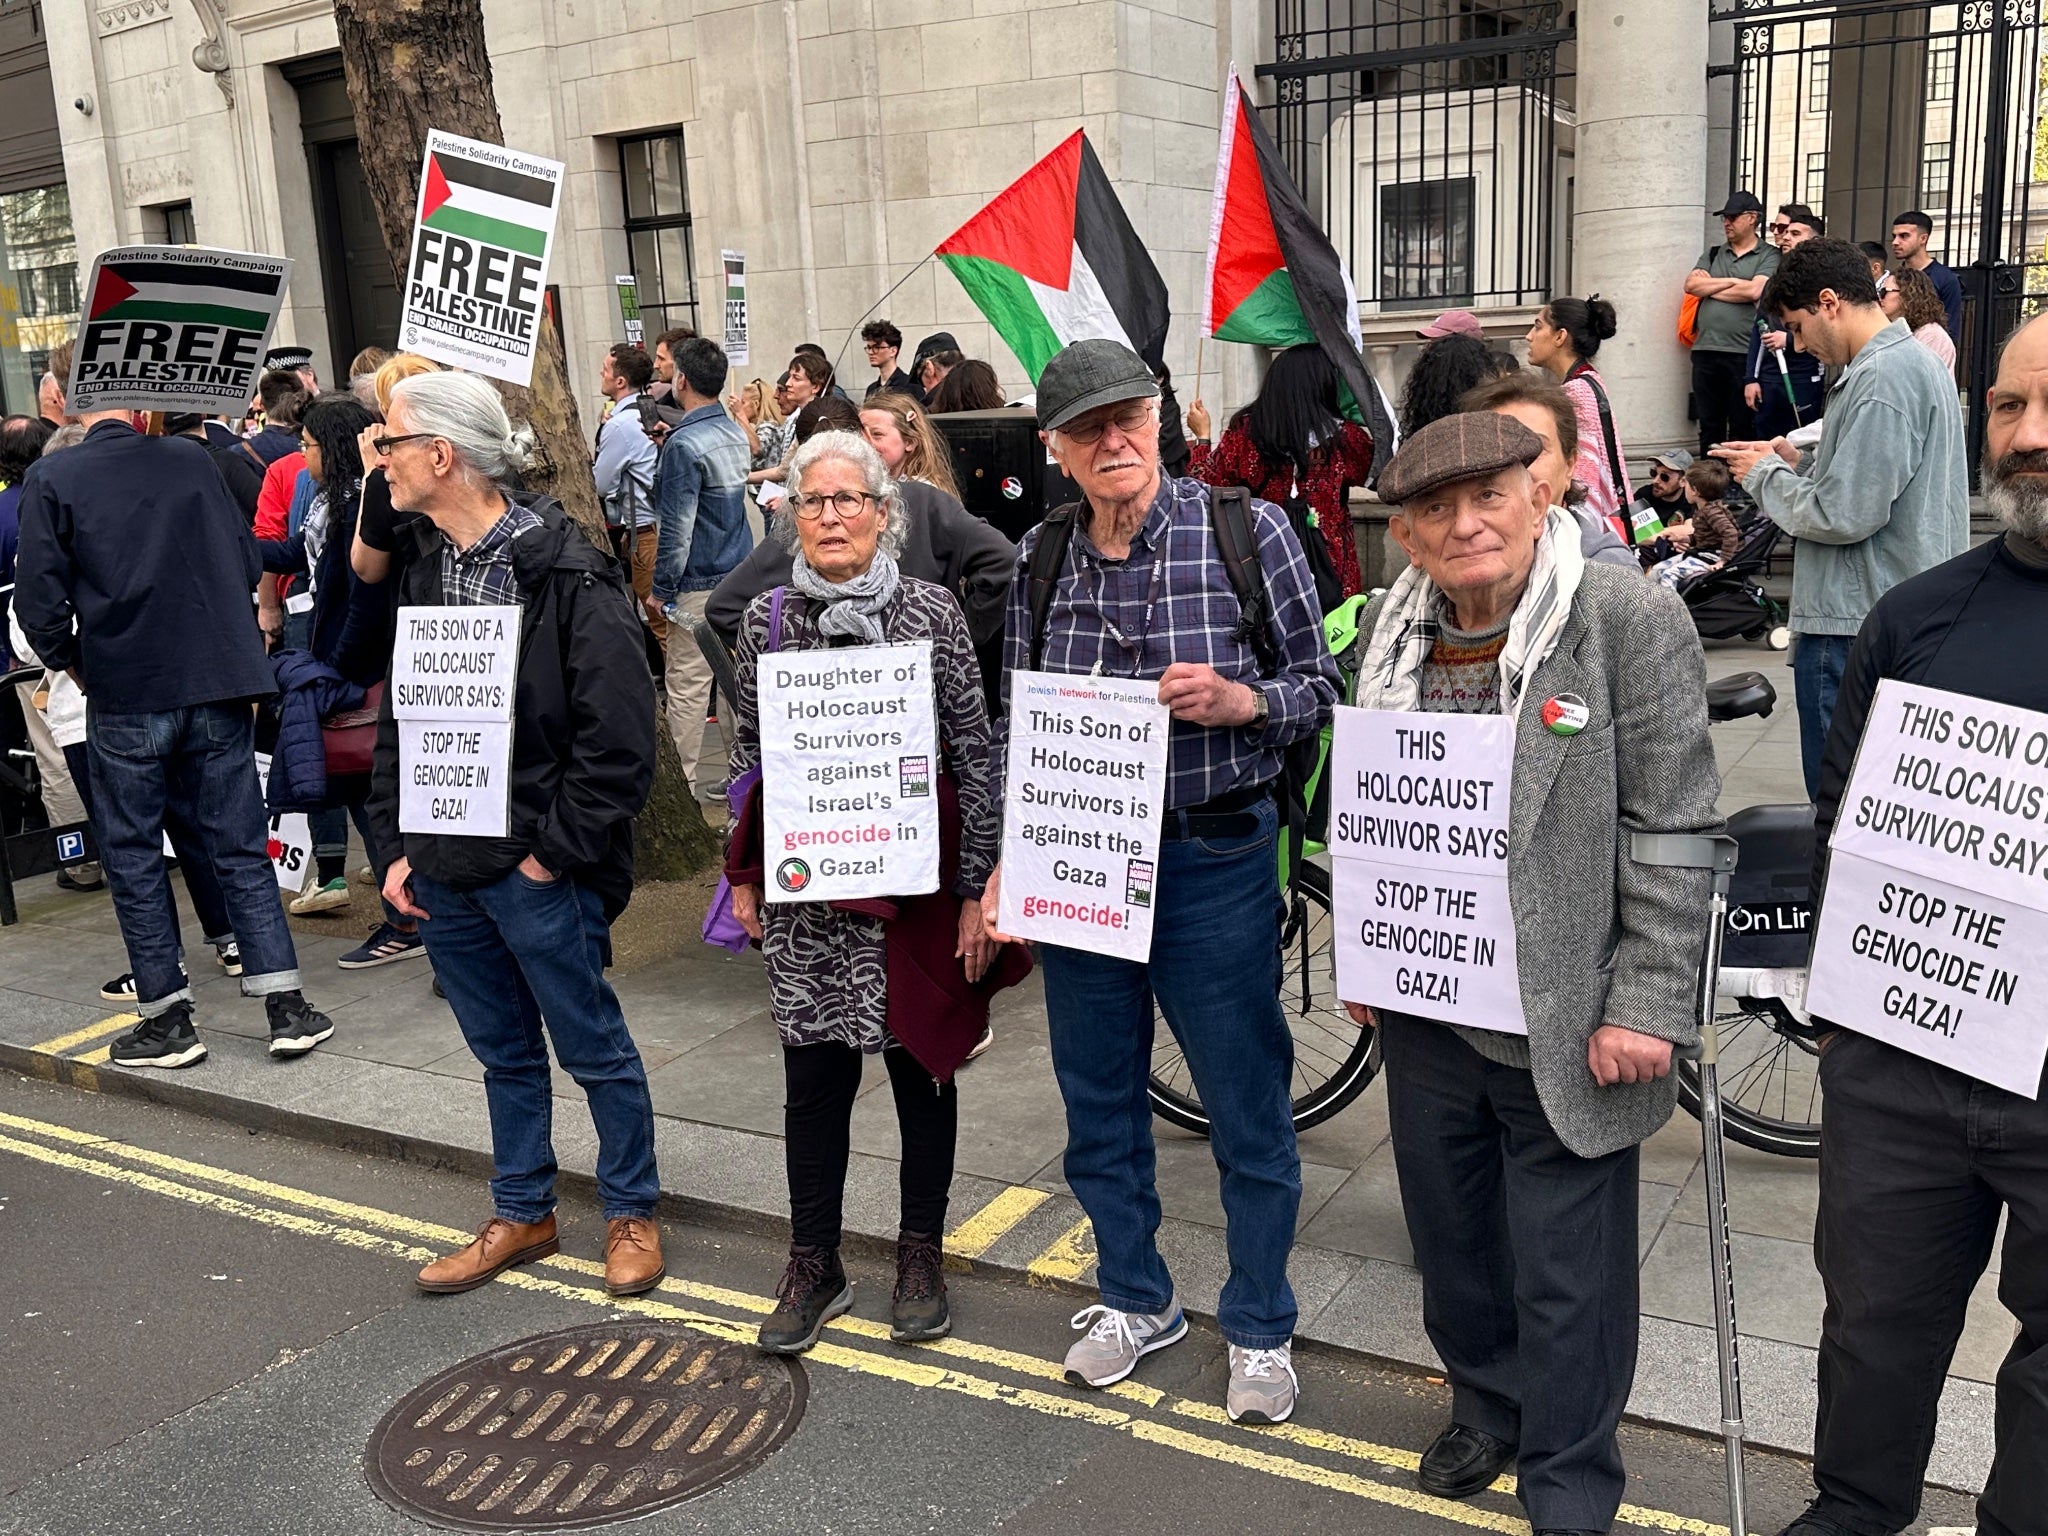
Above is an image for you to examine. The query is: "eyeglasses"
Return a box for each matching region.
[1059,400,1155,446]
[789,489,879,520]
[372,433,433,455]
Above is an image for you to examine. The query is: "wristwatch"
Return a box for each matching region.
[1247,685,1269,729]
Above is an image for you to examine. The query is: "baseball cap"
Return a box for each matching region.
[1713,192,1765,219]
[1650,448,1695,473]
[1035,338,1159,432]
[1417,309,1484,341]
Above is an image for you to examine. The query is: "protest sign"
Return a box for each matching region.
[391,605,520,837]
[757,643,939,903]
[252,754,312,892]
[1327,707,1526,1033]
[996,671,1169,962]
[69,246,290,414]
[721,250,749,366]
[399,131,563,386]
[1806,679,2048,1095]
[615,275,643,346]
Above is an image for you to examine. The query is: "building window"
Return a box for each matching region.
[1804,152,1828,209]
[0,183,79,416]
[148,201,196,245]
[1926,39,1957,101]
[1454,0,1525,88]
[618,132,698,340]
[1921,141,1952,206]
[1807,55,1829,116]
[1380,177,1475,308]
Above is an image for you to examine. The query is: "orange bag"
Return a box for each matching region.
[1678,293,1700,348]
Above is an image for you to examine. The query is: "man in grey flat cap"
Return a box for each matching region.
[1340,412,1722,1535]
[982,337,1338,1425]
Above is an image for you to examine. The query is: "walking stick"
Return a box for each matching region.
[1773,346,1803,429]
[1630,829,1748,1536]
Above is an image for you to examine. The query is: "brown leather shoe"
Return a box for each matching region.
[417,1215,559,1294]
[605,1216,665,1296]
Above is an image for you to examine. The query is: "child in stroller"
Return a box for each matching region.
[1669,490,1792,650]
[1642,458,1744,589]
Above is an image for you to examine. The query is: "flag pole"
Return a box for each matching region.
[1195,333,1206,404]
[830,254,935,384]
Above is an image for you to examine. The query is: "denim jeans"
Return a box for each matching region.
[64,739,236,950]
[86,703,301,1015]
[1795,632,1857,801]
[411,867,659,1222]
[1039,796,1301,1348]
[309,787,404,924]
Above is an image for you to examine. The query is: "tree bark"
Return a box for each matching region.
[330,0,604,548]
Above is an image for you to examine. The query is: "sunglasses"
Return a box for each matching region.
[1768,222,1791,234]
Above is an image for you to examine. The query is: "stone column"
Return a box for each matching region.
[1572,0,1709,455]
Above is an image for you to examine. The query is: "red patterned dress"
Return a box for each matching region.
[1189,419,1375,599]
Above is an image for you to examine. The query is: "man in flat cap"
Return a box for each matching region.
[1341,412,1722,1534]
[983,338,1338,1424]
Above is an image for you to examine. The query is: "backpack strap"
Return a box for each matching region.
[767,585,786,653]
[1025,503,1080,672]
[1208,485,1279,677]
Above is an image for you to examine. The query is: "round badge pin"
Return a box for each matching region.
[1541,694,1590,735]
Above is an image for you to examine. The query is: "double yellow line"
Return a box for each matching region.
[0,1105,1739,1535]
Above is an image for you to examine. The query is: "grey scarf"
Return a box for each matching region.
[789,549,901,645]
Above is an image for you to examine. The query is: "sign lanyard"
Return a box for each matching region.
[1092,547,1166,677]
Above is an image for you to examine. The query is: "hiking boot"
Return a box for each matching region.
[1226,1342,1299,1424]
[213,941,242,977]
[604,1216,665,1296]
[890,1231,950,1342]
[1418,1424,1515,1498]
[338,922,426,970]
[108,1005,207,1069]
[265,991,335,1058]
[757,1245,852,1355]
[290,877,351,914]
[1064,1300,1187,1388]
[418,1215,559,1294]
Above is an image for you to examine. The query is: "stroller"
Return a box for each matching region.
[1676,515,1791,650]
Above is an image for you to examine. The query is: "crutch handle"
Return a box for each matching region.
[1626,830,1738,874]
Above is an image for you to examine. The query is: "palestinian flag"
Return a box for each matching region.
[418,148,557,258]
[1204,69,1398,466]
[936,131,1169,384]
[86,257,282,332]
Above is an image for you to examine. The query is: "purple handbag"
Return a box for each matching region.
[702,588,784,954]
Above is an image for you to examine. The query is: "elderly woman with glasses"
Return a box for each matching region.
[726,429,1017,1357]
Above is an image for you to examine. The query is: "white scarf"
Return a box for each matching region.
[1355,507,1585,722]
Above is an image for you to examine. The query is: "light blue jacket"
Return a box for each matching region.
[650,401,753,604]
[1744,320,1969,636]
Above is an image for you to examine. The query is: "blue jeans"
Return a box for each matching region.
[411,867,659,1222]
[1795,632,1856,801]
[1040,796,1301,1348]
[86,703,301,1016]
[64,739,236,950]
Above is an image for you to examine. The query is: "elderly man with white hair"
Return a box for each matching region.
[364,370,665,1300]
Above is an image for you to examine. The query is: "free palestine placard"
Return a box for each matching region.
[68,247,291,413]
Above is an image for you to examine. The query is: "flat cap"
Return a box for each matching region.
[1379,411,1543,507]
[1036,337,1158,432]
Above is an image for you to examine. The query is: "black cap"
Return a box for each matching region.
[1035,338,1159,432]
[911,332,957,366]
[1713,191,1765,219]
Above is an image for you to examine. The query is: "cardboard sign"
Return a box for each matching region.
[399,131,564,386]
[757,643,939,903]
[69,246,291,414]
[996,670,1170,962]
[391,605,520,837]
[1807,679,2048,1095]
[721,250,749,367]
[1327,707,1527,1034]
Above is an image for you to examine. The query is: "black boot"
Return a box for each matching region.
[890,1231,950,1343]
[757,1245,852,1355]
[265,990,335,1058]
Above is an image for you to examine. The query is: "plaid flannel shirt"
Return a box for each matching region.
[996,474,1339,811]
[436,502,543,607]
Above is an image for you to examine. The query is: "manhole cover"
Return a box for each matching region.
[365,1321,806,1531]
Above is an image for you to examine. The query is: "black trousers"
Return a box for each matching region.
[1691,349,1755,457]
[1382,1015,1639,1533]
[783,1042,955,1251]
[1812,1032,2048,1536]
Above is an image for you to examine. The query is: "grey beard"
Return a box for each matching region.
[1988,473,2048,543]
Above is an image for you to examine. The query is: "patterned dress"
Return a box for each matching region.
[729,576,998,1052]
[1191,419,1375,599]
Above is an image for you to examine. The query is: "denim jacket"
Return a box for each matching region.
[650,402,754,605]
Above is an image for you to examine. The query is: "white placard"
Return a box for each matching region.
[254,752,312,892]
[721,249,749,366]
[1806,678,2048,1095]
[398,130,564,386]
[392,604,519,838]
[69,246,291,414]
[397,719,515,837]
[758,642,939,903]
[996,670,1170,962]
[1327,707,1527,1034]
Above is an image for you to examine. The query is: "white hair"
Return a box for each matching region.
[772,430,909,557]
[390,371,537,487]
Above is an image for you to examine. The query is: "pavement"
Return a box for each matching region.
[0,642,2013,1505]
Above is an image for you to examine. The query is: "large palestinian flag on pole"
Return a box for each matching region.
[1204,68,1398,467]
[936,131,1169,385]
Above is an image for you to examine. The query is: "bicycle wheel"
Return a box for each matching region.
[1676,997,1823,1157]
[1148,859,1381,1135]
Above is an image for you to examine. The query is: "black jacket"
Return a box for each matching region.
[14,420,274,713]
[367,495,656,921]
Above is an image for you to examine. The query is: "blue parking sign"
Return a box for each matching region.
[56,831,85,863]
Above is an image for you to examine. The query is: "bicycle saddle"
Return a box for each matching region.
[1706,671,1776,722]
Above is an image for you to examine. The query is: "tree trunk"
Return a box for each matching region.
[331,0,603,548]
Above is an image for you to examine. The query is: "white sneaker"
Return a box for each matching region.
[1063,1300,1187,1388]
[1227,1342,1298,1424]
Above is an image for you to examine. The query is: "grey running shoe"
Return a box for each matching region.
[1063,1300,1187,1388]
[1227,1342,1298,1424]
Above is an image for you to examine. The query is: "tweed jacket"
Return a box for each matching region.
[1362,562,1724,1157]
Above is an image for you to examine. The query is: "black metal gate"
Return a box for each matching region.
[1259,1,1576,312]
[1717,0,2047,470]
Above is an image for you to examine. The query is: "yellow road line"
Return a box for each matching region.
[74,1046,114,1066]
[1027,1217,1097,1282]
[944,1186,1051,1260]
[28,1014,137,1056]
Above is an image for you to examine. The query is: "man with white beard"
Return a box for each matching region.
[1779,311,2048,1536]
